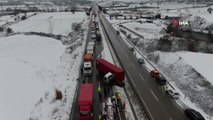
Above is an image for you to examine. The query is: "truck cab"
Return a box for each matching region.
[104,72,115,84]
[83,62,92,76]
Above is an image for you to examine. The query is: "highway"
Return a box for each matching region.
[98,12,188,120]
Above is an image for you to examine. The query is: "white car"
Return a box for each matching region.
[166,89,180,99]
[129,46,134,51]
[91,30,96,34]
[91,34,96,39]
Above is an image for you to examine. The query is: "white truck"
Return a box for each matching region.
[83,53,93,76]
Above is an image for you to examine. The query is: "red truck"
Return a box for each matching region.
[96,58,125,87]
[78,83,93,120]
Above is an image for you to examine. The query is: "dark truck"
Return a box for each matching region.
[96,30,101,41]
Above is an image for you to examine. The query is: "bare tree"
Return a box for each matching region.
[49,19,54,34]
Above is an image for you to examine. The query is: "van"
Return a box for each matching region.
[184,109,205,120]
[129,46,134,51]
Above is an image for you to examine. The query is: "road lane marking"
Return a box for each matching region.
[150,90,159,102]
[125,54,129,59]
[126,71,155,120]
[131,62,135,68]
[139,73,145,81]
[170,117,172,120]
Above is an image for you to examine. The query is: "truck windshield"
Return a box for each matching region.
[84,67,91,70]
[80,110,90,116]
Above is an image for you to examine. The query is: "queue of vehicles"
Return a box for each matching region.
[78,11,98,120]
[79,11,125,120]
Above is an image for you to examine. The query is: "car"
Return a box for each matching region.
[138,57,145,64]
[156,75,167,86]
[91,30,96,34]
[184,109,205,120]
[146,19,153,23]
[150,70,160,78]
[166,89,180,99]
[129,46,134,51]
[116,30,120,35]
[91,34,96,39]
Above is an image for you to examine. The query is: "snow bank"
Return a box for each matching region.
[178,52,213,85]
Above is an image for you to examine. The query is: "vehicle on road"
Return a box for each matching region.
[102,97,114,120]
[166,89,180,99]
[129,46,134,51]
[91,30,96,34]
[150,70,160,78]
[116,30,120,35]
[78,83,94,120]
[150,70,167,85]
[87,45,94,51]
[88,41,95,48]
[156,75,167,86]
[96,30,102,41]
[83,53,93,76]
[184,108,205,120]
[91,34,96,39]
[138,57,145,64]
[96,58,125,87]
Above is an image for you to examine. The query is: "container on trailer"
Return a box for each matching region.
[78,83,94,120]
[96,58,125,84]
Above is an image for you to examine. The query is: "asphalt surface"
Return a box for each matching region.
[99,13,188,120]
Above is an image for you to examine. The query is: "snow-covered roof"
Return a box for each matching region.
[39,2,54,6]
[23,2,36,5]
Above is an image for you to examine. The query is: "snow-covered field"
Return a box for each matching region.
[10,12,88,36]
[0,12,88,120]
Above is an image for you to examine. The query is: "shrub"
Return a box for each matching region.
[21,16,26,20]
[207,7,212,14]
[55,89,63,100]
[72,22,81,31]
[127,34,131,39]
[6,28,12,33]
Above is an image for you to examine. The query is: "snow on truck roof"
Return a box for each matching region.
[78,84,93,105]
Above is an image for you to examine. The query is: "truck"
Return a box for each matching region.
[96,30,102,41]
[84,53,93,62]
[83,53,93,76]
[78,83,94,120]
[88,41,95,48]
[87,45,94,52]
[96,58,125,87]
